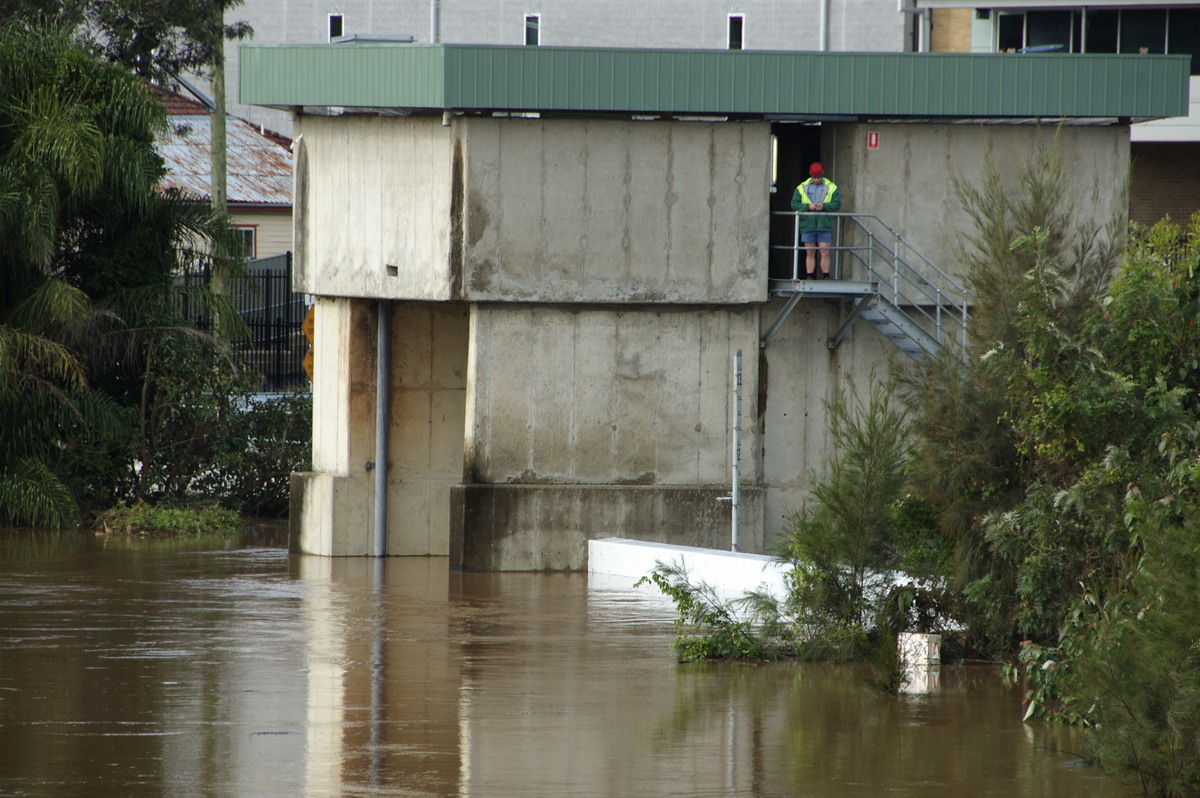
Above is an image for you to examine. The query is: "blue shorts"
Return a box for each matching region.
[801,231,831,244]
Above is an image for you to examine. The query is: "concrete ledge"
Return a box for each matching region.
[588,537,788,602]
[451,483,765,571]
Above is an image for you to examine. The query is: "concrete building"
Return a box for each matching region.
[239,44,1187,568]
[220,0,931,137]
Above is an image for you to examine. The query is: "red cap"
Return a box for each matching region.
[809,162,824,177]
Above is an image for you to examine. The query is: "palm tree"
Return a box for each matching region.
[0,25,243,527]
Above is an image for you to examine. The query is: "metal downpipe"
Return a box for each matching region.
[374,300,390,558]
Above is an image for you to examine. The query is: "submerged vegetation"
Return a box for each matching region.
[96,502,241,538]
[646,143,1200,795]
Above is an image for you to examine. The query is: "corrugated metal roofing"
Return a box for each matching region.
[156,115,293,207]
[238,43,1189,121]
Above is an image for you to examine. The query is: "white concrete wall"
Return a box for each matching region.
[465,304,761,486]
[293,116,456,300]
[460,117,770,304]
[588,538,789,603]
[293,297,373,556]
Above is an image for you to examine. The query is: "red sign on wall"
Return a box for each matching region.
[866,131,880,150]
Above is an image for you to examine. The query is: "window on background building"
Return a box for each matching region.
[328,13,344,41]
[997,10,1078,52]
[999,8,1199,76]
[525,14,539,46]
[1084,9,1118,54]
[728,14,744,50]
[1170,9,1200,74]
[997,12,1023,51]
[1025,10,1077,52]
[237,227,256,260]
[1121,8,1167,54]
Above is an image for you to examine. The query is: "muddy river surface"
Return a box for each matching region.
[0,531,1124,797]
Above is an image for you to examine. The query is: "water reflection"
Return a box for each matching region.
[0,533,1121,797]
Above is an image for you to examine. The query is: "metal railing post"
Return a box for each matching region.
[792,213,800,280]
[892,242,901,305]
[935,289,943,342]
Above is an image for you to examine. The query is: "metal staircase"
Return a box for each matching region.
[761,212,969,361]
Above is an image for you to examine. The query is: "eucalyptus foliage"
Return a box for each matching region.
[0,0,251,83]
[643,139,1200,793]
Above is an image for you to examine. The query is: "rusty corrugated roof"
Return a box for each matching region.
[156,114,293,207]
[149,83,211,115]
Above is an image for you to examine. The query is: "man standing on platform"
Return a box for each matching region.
[790,162,841,279]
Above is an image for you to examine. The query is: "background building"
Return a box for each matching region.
[217,0,929,137]
[918,0,1200,226]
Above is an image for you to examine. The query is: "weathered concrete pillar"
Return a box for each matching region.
[291,296,375,555]
[291,298,469,556]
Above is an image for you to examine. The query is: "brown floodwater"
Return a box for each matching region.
[0,531,1126,797]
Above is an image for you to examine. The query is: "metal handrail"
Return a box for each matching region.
[771,211,970,352]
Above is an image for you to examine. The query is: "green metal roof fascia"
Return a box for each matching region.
[239,44,1190,120]
[239,44,447,108]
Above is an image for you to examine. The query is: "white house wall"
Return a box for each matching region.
[230,208,291,259]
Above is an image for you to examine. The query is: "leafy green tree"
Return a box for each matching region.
[0,25,249,527]
[0,0,251,83]
[0,25,159,526]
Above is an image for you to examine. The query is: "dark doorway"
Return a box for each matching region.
[769,123,822,280]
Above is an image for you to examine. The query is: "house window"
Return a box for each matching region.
[525,14,540,46]
[237,227,257,259]
[328,13,344,41]
[728,14,744,50]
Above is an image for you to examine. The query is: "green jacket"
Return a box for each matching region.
[790,178,841,234]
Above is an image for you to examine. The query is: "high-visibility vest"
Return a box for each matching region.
[796,178,838,208]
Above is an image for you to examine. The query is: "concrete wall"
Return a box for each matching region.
[830,122,1130,283]
[294,115,771,305]
[452,485,765,571]
[757,297,898,549]
[465,305,761,485]
[292,117,457,300]
[451,302,763,570]
[460,117,770,304]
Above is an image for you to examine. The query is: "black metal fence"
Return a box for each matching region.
[180,252,309,391]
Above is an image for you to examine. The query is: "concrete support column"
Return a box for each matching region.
[291,296,375,555]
